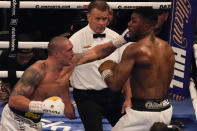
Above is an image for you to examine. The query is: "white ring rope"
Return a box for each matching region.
[0,41,9,48]
[0,41,48,49]
[0,71,23,78]
[0,1,171,9]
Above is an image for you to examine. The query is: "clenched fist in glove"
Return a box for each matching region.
[112,31,131,48]
[98,60,117,80]
[29,96,65,116]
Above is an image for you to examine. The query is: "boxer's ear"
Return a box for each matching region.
[143,23,150,30]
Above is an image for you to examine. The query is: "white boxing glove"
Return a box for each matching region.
[29,96,65,116]
[112,31,131,48]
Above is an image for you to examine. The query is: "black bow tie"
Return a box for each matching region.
[93,33,106,38]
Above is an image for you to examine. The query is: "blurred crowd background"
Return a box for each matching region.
[0,0,171,41]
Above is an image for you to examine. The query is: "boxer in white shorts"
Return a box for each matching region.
[0,34,130,130]
[99,7,175,131]
[111,98,172,131]
[1,104,42,130]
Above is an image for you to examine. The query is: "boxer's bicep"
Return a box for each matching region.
[112,58,134,87]
[115,46,135,76]
[11,67,44,97]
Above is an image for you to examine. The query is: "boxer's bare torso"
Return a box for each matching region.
[11,60,73,101]
[126,36,175,99]
[30,61,73,100]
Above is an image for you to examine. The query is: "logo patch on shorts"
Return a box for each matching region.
[25,112,41,120]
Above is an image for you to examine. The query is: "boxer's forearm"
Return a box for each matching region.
[88,34,130,60]
[61,83,72,105]
[93,42,116,59]
[75,42,116,65]
[8,95,31,111]
[75,35,129,65]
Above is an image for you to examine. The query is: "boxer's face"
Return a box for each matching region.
[127,13,146,41]
[59,40,74,66]
[87,8,109,33]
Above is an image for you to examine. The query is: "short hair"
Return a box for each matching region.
[88,0,110,13]
[48,36,67,56]
[133,7,158,26]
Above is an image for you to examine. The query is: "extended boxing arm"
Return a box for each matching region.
[75,34,130,65]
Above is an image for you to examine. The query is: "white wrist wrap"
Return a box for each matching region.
[112,36,127,48]
[29,101,43,113]
[101,69,113,80]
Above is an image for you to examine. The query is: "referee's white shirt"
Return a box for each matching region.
[69,24,127,90]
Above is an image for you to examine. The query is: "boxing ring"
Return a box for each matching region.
[0,1,197,131]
